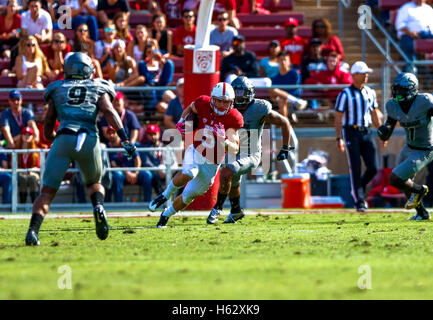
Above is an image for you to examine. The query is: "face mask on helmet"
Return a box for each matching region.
[392,84,415,103]
[211,97,233,116]
[234,88,254,107]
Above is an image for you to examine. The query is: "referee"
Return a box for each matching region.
[334,61,385,212]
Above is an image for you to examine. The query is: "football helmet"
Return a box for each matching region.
[231,76,255,108]
[391,72,418,104]
[64,52,94,80]
[210,82,235,116]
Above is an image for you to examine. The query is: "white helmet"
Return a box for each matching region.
[210,82,235,116]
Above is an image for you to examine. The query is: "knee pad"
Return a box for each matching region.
[181,179,210,205]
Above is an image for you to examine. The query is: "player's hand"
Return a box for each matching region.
[213,123,226,142]
[276,145,294,161]
[121,140,136,160]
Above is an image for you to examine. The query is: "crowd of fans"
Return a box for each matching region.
[0,0,432,204]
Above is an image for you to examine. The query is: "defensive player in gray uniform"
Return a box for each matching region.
[207,76,293,224]
[25,52,136,245]
[378,72,433,221]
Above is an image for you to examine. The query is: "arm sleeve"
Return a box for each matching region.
[335,91,347,112]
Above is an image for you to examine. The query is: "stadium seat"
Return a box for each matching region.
[239,26,312,41]
[414,39,433,54]
[0,76,17,88]
[378,0,408,10]
[245,41,270,56]
[237,12,304,27]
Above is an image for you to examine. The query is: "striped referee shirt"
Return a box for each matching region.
[335,84,379,128]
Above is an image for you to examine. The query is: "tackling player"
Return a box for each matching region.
[25,52,136,245]
[148,82,244,228]
[378,72,433,220]
[207,76,293,224]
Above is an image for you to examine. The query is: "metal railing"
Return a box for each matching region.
[0,146,183,213]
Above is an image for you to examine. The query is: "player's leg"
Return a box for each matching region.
[25,136,73,245]
[389,147,433,213]
[149,145,196,211]
[75,135,109,239]
[207,165,234,224]
[157,162,219,228]
[223,180,245,224]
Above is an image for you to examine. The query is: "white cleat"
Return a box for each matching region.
[206,208,221,225]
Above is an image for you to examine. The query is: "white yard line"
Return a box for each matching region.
[0,208,411,220]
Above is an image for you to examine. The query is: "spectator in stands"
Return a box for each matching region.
[0,150,11,204]
[259,39,281,78]
[99,91,140,144]
[64,0,99,42]
[138,41,175,113]
[311,18,344,60]
[45,0,65,30]
[305,50,353,103]
[107,39,145,87]
[0,0,21,60]
[129,0,159,12]
[268,51,306,119]
[94,21,118,72]
[15,36,53,88]
[149,13,172,57]
[127,24,157,63]
[72,42,103,78]
[163,77,184,130]
[17,126,40,203]
[238,0,271,15]
[114,11,133,46]
[21,0,52,44]
[395,0,433,61]
[301,38,325,83]
[159,0,185,23]
[220,34,258,83]
[278,17,307,69]
[138,124,166,201]
[104,125,143,202]
[2,90,40,148]
[44,32,71,80]
[210,10,238,58]
[70,23,95,58]
[207,0,241,29]
[173,8,196,56]
[36,103,58,149]
[97,0,130,25]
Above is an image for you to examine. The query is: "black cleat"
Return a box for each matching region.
[149,194,168,212]
[156,214,170,228]
[405,185,429,210]
[356,201,368,213]
[93,205,109,240]
[223,208,245,224]
[409,206,431,221]
[25,229,40,246]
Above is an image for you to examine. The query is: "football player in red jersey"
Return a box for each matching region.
[149,82,244,228]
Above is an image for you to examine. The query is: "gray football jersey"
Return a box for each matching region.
[237,98,272,155]
[44,78,116,136]
[386,93,433,148]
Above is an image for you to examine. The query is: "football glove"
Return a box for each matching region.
[377,124,391,141]
[276,145,295,161]
[121,141,136,160]
[213,123,226,142]
[176,121,186,134]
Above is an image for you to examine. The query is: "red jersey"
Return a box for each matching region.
[173,25,196,46]
[192,95,243,164]
[279,35,307,66]
[0,14,21,34]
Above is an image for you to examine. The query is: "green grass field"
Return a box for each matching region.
[1,209,433,300]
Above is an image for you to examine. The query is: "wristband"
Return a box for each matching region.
[117,128,129,142]
[282,144,290,150]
